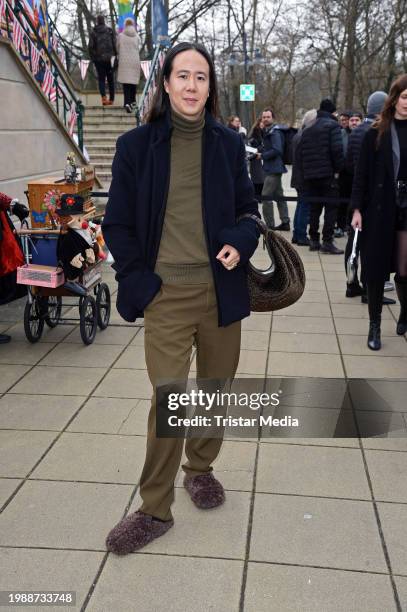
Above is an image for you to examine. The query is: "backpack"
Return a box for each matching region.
[274,125,298,165]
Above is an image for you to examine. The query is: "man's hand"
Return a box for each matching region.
[351,210,362,230]
[216,245,240,270]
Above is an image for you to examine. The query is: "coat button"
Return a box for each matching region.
[378,183,383,188]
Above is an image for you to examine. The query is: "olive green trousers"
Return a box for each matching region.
[138,281,241,521]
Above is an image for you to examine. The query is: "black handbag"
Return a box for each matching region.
[238,214,306,311]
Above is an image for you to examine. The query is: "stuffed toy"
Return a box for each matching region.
[88,221,107,260]
[56,194,98,295]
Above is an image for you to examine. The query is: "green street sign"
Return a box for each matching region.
[240,84,255,101]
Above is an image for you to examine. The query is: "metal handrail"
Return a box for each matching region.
[3,0,84,151]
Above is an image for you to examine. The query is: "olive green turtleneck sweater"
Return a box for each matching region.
[155,109,212,284]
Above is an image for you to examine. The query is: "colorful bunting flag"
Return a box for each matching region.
[30,41,40,74]
[12,18,24,51]
[68,102,77,136]
[79,59,90,80]
[140,60,151,80]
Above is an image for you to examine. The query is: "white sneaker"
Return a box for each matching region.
[384,281,394,292]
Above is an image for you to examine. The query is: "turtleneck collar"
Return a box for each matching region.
[171,108,205,138]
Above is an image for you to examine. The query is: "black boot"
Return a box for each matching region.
[366,281,384,351]
[395,276,407,335]
[367,321,381,351]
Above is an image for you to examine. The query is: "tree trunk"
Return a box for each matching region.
[344,0,358,108]
[145,1,153,56]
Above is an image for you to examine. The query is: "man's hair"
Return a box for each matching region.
[262,107,274,116]
[350,111,363,119]
[319,98,336,114]
[96,15,105,25]
[146,42,219,122]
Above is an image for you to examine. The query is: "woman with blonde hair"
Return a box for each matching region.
[117,17,140,113]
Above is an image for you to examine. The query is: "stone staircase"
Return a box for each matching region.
[83,106,137,188]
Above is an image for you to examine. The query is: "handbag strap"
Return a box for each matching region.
[237,213,268,236]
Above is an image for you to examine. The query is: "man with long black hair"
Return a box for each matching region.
[102,42,260,553]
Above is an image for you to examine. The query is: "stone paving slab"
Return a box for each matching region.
[9,365,108,396]
[343,355,407,379]
[0,364,31,393]
[273,301,332,317]
[364,450,407,503]
[87,555,243,612]
[0,341,56,365]
[0,478,21,507]
[395,577,407,611]
[0,480,132,550]
[268,332,340,354]
[267,351,344,377]
[0,430,57,477]
[38,343,124,369]
[357,412,407,445]
[250,494,388,573]
[271,315,335,334]
[66,397,147,435]
[0,394,84,431]
[0,548,104,610]
[30,432,146,485]
[113,345,147,369]
[377,502,407,575]
[243,563,398,612]
[92,368,152,399]
[256,444,371,499]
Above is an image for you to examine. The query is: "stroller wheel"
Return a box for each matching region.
[24,296,45,343]
[79,295,97,345]
[44,296,62,328]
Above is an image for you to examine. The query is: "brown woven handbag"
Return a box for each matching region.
[239,214,306,311]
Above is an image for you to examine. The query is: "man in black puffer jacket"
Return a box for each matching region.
[297,99,344,253]
[88,15,117,105]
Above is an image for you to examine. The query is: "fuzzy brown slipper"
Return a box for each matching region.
[183,472,225,509]
[106,511,174,555]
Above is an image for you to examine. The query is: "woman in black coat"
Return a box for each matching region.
[102,42,259,554]
[351,74,407,350]
[247,115,265,197]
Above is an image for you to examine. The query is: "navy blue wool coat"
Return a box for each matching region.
[102,109,260,326]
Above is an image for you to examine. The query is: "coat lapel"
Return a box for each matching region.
[202,116,219,210]
[151,119,171,218]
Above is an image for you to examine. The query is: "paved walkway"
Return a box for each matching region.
[1,208,407,611]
